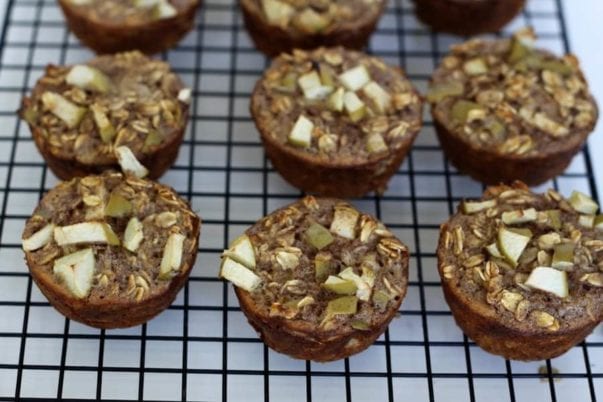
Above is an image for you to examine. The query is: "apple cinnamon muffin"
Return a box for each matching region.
[413,0,525,36]
[251,47,423,198]
[20,51,190,180]
[21,172,201,329]
[58,0,201,54]
[240,0,387,56]
[427,29,598,186]
[437,182,603,360]
[220,196,409,361]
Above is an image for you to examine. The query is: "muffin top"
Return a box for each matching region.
[61,0,195,24]
[428,28,598,156]
[249,0,386,35]
[21,51,190,166]
[22,172,199,303]
[220,196,408,332]
[439,182,603,333]
[251,47,423,165]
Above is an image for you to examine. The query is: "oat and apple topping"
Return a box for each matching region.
[220,196,408,329]
[254,47,422,161]
[64,0,190,23]
[22,172,198,301]
[257,0,384,34]
[428,28,598,155]
[21,51,190,166]
[441,183,603,332]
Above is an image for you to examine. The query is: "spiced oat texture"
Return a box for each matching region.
[20,51,190,180]
[220,196,409,361]
[428,28,598,185]
[438,182,603,360]
[22,172,200,328]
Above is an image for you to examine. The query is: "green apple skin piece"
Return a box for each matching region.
[53,248,95,299]
[462,199,497,214]
[288,115,314,148]
[568,191,599,214]
[497,227,532,267]
[66,65,111,93]
[362,81,391,114]
[343,91,366,123]
[220,257,262,292]
[366,133,388,154]
[123,217,144,252]
[327,87,344,112]
[330,207,359,239]
[90,104,115,144]
[552,243,575,270]
[325,295,358,316]
[314,253,333,281]
[501,208,537,225]
[351,320,371,330]
[451,100,484,124]
[224,234,256,269]
[262,0,295,27]
[22,223,55,251]
[339,65,371,91]
[463,58,488,75]
[105,192,132,218]
[546,209,562,230]
[322,275,357,295]
[54,222,120,246]
[159,233,186,279]
[319,63,335,87]
[41,92,87,129]
[372,289,392,310]
[595,214,603,230]
[305,222,334,250]
[524,266,568,298]
[426,81,464,103]
[115,146,149,179]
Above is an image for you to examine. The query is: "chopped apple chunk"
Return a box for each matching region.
[54,222,120,246]
[297,71,332,100]
[41,92,87,129]
[545,209,562,230]
[53,248,95,299]
[330,206,359,239]
[462,199,497,214]
[305,222,334,250]
[177,88,192,104]
[568,191,599,214]
[66,65,111,93]
[362,81,391,114]
[343,91,366,122]
[159,233,185,279]
[324,296,358,318]
[578,214,595,228]
[595,215,603,230]
[497,227,532,267]
[327,87,344,111]
[105,192,132,218]
[90,104,115,144]
[322,276,357,295]
[366,133,388,153]
[314,252,333,281]
[293,8,331,34]
[223,234,256,269]
[525,266,568,298]
[552,243,574,270]
[486,242,503,259]
[288,115,313,148]
[220,257,262,292]
[339,65,370,91]
[261,0,294,27]
[115,146,149,178]
[463,58,488,75]
[154,0,177,19]
[123,217,144,252]
[501,208,537,225]
[339,267,372,301]
[22,223,55,251]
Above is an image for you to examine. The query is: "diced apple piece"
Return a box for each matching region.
[362,81,391,114]
[115,146,149,178]
[41,92,87,129]
[486,242,503,259]
[123,217,144,252]
[66,65,111,93]
[325,295,357,317]
[53,248,95,299]
[327,87,344,112]
[330,206,359,239]
[159,233,185,279]
[463,58,488,75]
[314,252,333,281]
[134,0,160,7]
[220,257,262,292]
[546,209,562,230]
[508,27,537,64]
[462,199,497,214]
[426,81,464,103]
[22,223,55,251]
[322,275,357,295]
[568,191,599,214]
[343,91,366,122]
[319,63,335,87]
[223,234,256,269]
[288,115,313,148]
[501,208,537,225]
[339,65,371,91]
[366,133,388,154]
[578,215,595,228]
[297,71,332,100]
[177,88,192,104]
[497,227,532,267]
[525,266,568,298]
[595,215,603,230]
[305,222,334,250]
[262,0,294,27]
[154,0,177,19]
[54,222,120,246]
[90,104,115,144]
[372,290,392,310]
[104,192,132,218]
[293,8,331,34]
[552,243,574,270]
[451,100,484,124]
[339,267,371,301]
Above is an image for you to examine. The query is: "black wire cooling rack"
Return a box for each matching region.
[0,0,601,401]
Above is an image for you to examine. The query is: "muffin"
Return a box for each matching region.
[57,0,201,54]
[427,29,598,186]
[437,181,603,360]
[219,196,409,361]
[21,172,201,329]
[20,51,190,181]
[240,0,387,56]
[250,47,423,198]
[412,0,526,36]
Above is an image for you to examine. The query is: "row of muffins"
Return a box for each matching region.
[17,0,602,365]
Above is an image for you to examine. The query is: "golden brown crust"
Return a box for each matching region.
[413,0,526,36]
[57,0,201,54]
[240,0,386,57]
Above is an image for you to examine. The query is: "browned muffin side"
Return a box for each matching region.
[58,0,201,54]
[251,47,423,198]
[437,182,603,360]
[240,0,386,56]
[22,172,201,329]
[20,51,190,180]
[413,0,526,36]
[427,29,598,186]
[220,196,408,361]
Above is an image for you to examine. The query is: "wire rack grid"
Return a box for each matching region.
[0,0,601,401]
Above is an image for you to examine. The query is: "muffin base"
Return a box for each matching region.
[413,0,526,36]
[57,0,201,54]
